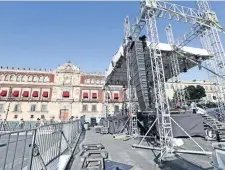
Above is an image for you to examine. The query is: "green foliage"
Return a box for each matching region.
[185,85,206,100]
[173,85,206,101]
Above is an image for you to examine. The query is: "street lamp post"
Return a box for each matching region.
[5,102,11,121]
[5,87,13,121]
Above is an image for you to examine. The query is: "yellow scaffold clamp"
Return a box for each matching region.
[207,11,225,33]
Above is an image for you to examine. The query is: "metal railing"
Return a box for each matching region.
[0,121,66,132]
[0,121,36,132]
[0,120,82,170]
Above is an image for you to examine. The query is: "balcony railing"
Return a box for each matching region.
[80,110,101,113]
[28,110,49,113]
[56,98,74,102]
[0,96,50,101]
[81,98,98,102]
[105,99,122,103]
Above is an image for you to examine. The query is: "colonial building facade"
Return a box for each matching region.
[165,80,225,102]
[0,62,221,121]
[0,62,124,121]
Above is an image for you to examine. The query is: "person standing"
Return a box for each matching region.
[19,119,24,129]
[3,119,7,131]
[36,118,40,127]
[40,118,45,126]
[0,119,2,131]
[50,117,54,124]
[191,102,197,114]
[69,116,74,122]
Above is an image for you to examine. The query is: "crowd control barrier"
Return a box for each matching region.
[0,120,82,170]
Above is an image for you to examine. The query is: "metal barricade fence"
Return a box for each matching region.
[0,121,63,132]
[0,120,82,170]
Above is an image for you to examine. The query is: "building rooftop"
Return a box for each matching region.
[0,62,104,76]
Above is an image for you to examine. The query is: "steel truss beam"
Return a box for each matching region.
[124,16,138,135]
[156,0,225,117]
[122,0,225,163]
[200,33,225,115]
[165,24,186,106]
[126,46,138,135]
[145,11,173,161]
[196,0,225,118]
[176,23,206,49]
[131,0,222,40]
[133,117,212,155]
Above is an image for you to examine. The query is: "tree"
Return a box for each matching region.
[184,85,206,100]
[195,85,206,99]
[184,85,196,100]
[173,85,206,102]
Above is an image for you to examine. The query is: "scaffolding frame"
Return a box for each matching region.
[123,0,225,162]
[124,16,139,136]
[165,24,186,107]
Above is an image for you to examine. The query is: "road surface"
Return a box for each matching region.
[0,133,33,170]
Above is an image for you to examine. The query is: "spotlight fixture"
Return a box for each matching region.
[139,35,147,41]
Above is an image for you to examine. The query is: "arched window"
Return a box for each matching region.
[96,79,100,84]
[91,79,95,84]
[28,76,33,82]
[39,76,44,82]
[33,76,38,82]
[86,79,90,83]
[101,80,104,84]
[10,75,15,81]
[0,74,3,81]
[16,75,21,82]
[43,76,49,82]
[5,75,9,81]
[21,75,27,82]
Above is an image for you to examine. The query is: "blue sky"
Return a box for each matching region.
[0,1,224,80]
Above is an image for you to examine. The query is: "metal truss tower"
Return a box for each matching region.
[122,0,225,161]
[102,86,109,118]
[197,0,225,117]
[145,11,173,159]
[124,16,138,135]
[165,24,186,106]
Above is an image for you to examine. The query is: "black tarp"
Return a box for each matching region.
[171,114,205,137]
[99,118,108,127]
[101,115,128,134]
[102,113,205,137]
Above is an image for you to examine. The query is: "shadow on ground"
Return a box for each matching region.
[105,160,133,170]
[66,130,86,170]
[156,154,214,170]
